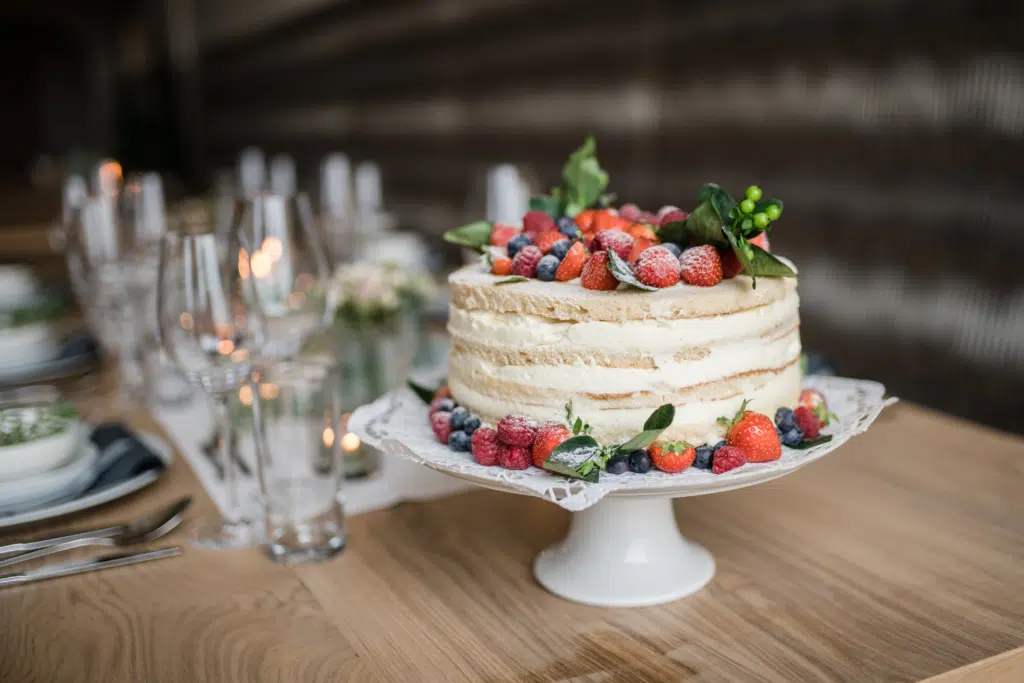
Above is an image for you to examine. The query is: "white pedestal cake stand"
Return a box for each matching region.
[350,377,894,608]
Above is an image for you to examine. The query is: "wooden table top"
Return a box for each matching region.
[0,401,1021,682]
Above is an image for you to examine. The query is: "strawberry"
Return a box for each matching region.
[574,209,599,232]
[798,389,836,427]
[658,208,688,225]
[592,230,634,260]
[522,211,555,236]
[720,248,744,278]
[627,223,658,241]
[648,440,696,473]
[532,422,571,468]
[496,414,538,447]
[749,232,770,251]
[492,256,512,275]
[593,211,632,233]
[511,245,543,278]
[432,386,453,400]
[635,246,681,288]
[627,237,654,263]
[712,445,747,474]
[534,230,566,255]
[430,411,453,444]
[498,444,531,470]
[471,427,502,466]
[490,224,519,247]
[718,400,781,463]
[679,245,723,287]
[794,407,820,439]
[581,252,619,291]
[555,241,588,281]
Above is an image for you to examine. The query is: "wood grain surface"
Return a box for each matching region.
[0,401,1021,682]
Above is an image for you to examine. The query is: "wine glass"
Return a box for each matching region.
[237,192,331,361]
[156,217,265,549]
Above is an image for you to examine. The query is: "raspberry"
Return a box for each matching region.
[536,254,560,281]
[522,211,555,236]
[471,427,502,466]
[581,251,619,291]
[430,411,453,444]
[635,246,681,288]
[794,406,820,439]
[491,256,512,275]
[712,445,746,474]
[490,224,519,247]
[592,230,634,260]
[506,234,532,259]
[428,397,454,415]
[498,444,531,470]
[532,422,571,468]
[659,208,688,226]
[511,245,543,278]
[618,203,644,222]
[627,237,654,263]
[555,242,588,281]
[496,414,538,447]
[720,248,744,278]
[534,230,565,255]
[680,245,723,287]
[648,441,696,473]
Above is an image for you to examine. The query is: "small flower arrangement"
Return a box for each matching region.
[328,262,438,327]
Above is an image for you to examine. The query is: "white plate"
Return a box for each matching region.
[0,420,85,480]
[0,432,172,529]
[0,333,99,387]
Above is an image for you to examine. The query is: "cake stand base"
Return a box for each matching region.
[533,495,715,607]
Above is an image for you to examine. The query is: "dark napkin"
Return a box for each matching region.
[86,423,167,493]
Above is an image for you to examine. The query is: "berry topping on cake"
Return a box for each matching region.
[749,232,770,251]
[605,453,629,474]
[536,254,560,281]
[462,416,481,435]
[592,230,634,260]
[779,424,804,447]
[693,444,714,470]
[490,224,519,247]
[471,427,501,466]
[712,445,747,474]
[648,440,696,473]
[720,248,744,279]
[506,233,533,259]
[448,406,469,431]
[433,386,453,400]
[448,430,471,452]
[719,401,781,463]
[496,414,539,447]
[627,449,652,473]
[658,206,686,223]
[774,407,797,432]
[498,444,531,470]
[593,211,632,233]
[679,245,723,287]
[627,237,654,263]
[535,230,567,255]
[491,256,512,275]
[794,406,821,439]
[660,242,683,258]
[510,245,543,278]
[555,242,588,281]
[430,411,453,444]
[798,389,836,427]
[635,246,681,288]
[548,239,572,261]
[581,251,619,290]
[627,224,658,241]
[574,209,598,232]
[556,215,579,239]
[522,210,555,236]
[429,397,454,416]
[532,422,572,468]
[618,203,644,222]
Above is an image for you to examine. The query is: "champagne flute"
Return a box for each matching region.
[156,217,265,549]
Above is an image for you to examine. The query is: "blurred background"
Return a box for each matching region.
[1,0,1021,434]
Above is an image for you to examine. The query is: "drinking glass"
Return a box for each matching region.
[156,219,265,549]
[256,359,346,563]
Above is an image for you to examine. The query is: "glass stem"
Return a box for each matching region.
[213,393,241,526]
[250,380,270,535]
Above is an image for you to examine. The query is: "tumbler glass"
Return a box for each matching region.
[255,359,346,563]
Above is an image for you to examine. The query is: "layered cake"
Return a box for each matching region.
[447,268,800,445]
[421,138,835,481]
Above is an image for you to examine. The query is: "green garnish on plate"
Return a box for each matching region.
[0,401,77,447]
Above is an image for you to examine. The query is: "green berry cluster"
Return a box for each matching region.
[736,185,782,233]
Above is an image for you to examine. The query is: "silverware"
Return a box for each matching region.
[0,547,183,588]
[0,496,193,557]
[0,497,191,569]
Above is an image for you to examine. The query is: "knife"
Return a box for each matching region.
[0,547,183,588]
[0,524,125,556]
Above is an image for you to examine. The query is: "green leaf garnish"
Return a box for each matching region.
[564,400,592,435]
[790,434,833,450]
[0,401,77,447]
[616,404,675,453]
[605,249,656,291]
[562,137,609,217]
[597,192,617,208]
[529,195,566,217]
[0,293,65,329]
[494,276,529,286]
[443,220,493,249]
[745,245,796,278]
[407,379,438,405]
[656,219,689,245]
[543,435,602,482]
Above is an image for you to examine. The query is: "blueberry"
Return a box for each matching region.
[436,399,455,413]
[536,254,560,281]
[712,440,726,453]
[548,239,572,261]
[780,425,804,448]
[605,453,629,475]
[556,216,578,238]
[661,242,683,258]
[448,406,469,430]
[775,407,796,431]
[462,416,481,435]
[507,234,532,259]
[448,430,471,452]
[693,444,714,470]
[627,450,652,474]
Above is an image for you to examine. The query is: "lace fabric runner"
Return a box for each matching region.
[349,376,897,512]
